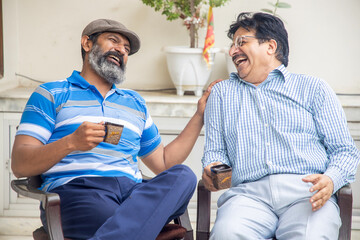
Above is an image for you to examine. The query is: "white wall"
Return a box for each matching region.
[1,0,360,93]
[1,0,19,91]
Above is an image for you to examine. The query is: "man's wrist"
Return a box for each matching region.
[63,134,77,152]
[324,168,345,193]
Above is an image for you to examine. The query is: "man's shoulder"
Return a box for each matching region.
[287,71,323,84]
[285,72,336,104]
[211,78,239,94]
[37,78,70,92]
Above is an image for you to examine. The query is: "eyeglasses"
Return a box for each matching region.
[231,35,258,49]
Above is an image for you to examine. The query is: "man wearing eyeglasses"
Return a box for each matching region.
[201,12,360,239]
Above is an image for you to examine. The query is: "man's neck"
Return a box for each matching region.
[80,65,112,98]
[246,61,282,86]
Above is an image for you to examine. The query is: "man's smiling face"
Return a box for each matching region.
[88,32,130,84]
[229,28,272,85]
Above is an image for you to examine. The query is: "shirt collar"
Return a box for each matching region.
[273,64,291,81]
[67,70,123,95]
[111,84,123,95]
[67,70,90,89]
[229,64,291,84]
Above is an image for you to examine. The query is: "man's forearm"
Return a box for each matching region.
[150,79,221,171]
[163,112,203,168]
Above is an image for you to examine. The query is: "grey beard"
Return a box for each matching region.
[88,44,126,85]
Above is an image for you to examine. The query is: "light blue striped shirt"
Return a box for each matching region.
[202,65,360,193]
[17,71,161,191]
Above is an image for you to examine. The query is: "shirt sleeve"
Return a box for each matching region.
[311,80,360,193]
[138,112,161,158]
[202,86,231,168]
[16,85,56,144]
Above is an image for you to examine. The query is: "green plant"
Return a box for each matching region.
[141,0,231,48]
[261,0,291,19]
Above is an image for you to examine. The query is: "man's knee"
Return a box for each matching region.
[277,197,340,240]
[210,218,259,240]
[168,164,197,190]
[305,198,341,239]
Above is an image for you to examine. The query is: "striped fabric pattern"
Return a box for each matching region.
[17,71,161,191]
[202,65,360,193]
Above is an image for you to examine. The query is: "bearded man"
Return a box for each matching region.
[11,19,219,240]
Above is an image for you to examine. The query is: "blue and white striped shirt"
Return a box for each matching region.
[17,71,161,191]
[202,65,360,193]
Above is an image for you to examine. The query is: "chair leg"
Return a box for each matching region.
[337,184,352,240]
[45,194,64,240]
[174,209,194,240]
[196,180,211,240]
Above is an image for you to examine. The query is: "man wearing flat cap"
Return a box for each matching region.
[12,19,219,239]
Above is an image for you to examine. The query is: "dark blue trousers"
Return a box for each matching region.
[40,165,197,240]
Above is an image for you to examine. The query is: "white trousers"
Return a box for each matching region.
[210,174,341,240]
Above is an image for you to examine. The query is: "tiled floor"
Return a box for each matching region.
[352,230,360,240]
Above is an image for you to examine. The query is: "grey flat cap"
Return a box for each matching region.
[82,19,140,55]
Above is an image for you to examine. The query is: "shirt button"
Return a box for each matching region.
[264,123,269,127]
[261,106,265,110]
[266,142,270,146]
[268,161,272,165]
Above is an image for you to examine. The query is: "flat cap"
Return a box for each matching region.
[82,19,140,55]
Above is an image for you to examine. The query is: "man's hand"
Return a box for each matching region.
[69,121,106,151]
[202,162,223,192]
[302,174,334,211]
[196,79,223,117]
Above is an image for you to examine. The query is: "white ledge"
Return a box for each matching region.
[0,87,359,119]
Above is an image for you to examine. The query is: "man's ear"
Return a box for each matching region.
[267,39,277,55]
[81,35,93,53]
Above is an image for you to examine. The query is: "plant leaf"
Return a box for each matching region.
[267,2,277,8]
[277,2,292,8]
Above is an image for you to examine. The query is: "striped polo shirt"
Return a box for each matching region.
[17,70,161,191]
[202,65,360,193]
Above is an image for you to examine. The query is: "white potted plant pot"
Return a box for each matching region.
[164,46,220,96]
